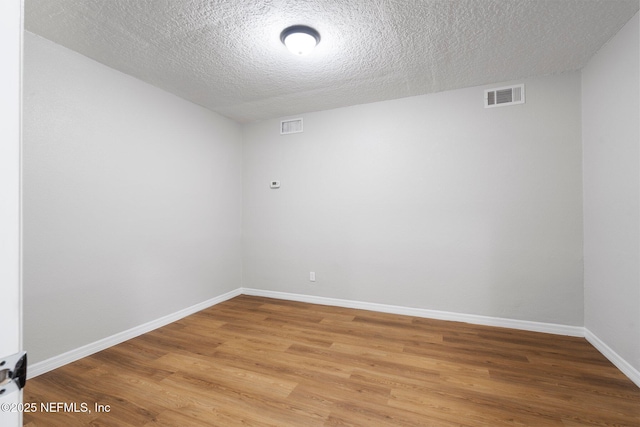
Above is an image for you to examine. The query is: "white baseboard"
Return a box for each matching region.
[244,289,640,387]
[30,287,640,391]
[241,288,585,337]
[28,288,242,379]
[584,329,640,388]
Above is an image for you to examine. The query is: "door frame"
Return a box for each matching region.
[0,0,24,426]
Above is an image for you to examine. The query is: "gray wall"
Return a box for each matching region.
[23,32,243,364]
[582,13,640,373]
[242,73,584,326]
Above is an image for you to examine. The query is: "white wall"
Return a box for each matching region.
[582,13,640,375]
[22,32,243,364]
[243,73,584,326]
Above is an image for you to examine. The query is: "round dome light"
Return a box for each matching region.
[280,25,320,56]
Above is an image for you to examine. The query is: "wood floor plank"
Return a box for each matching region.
[23,296,640,426]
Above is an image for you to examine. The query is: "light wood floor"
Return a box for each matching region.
[24,295,640,426]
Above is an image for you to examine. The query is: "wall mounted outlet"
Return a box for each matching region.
[310,272,316,282]
[270,180,280,189]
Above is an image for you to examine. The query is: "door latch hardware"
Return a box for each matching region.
[0,352,26,396]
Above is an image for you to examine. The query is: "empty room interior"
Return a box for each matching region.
[13,0,640,425]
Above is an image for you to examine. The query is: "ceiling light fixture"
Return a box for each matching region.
[280,25,320,56]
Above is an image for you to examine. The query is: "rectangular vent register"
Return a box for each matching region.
[485,84,525,108]
[281,118,303,134]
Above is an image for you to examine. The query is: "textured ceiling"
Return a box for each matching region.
[25,0,639,123]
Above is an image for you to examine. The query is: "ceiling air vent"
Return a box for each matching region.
[280,118,303,134]
[484,84,525,108]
